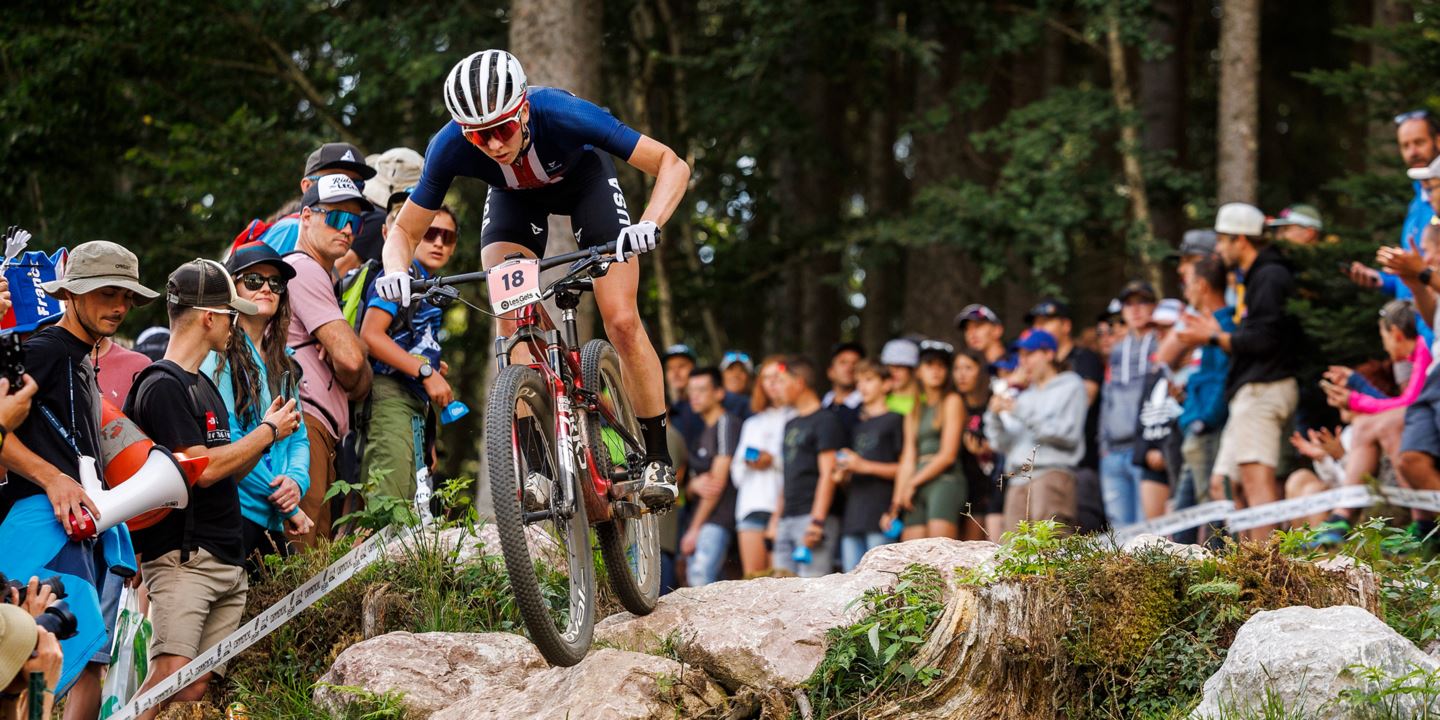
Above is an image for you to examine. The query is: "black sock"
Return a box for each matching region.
[637,414,672,465]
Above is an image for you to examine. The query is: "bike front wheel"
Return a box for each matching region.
[486,364,596,666]
[582,339,661,616]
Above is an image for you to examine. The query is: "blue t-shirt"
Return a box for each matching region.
[364,262,445,402]
[410,87,643,207]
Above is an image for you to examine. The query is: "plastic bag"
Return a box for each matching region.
[99,586,151,719]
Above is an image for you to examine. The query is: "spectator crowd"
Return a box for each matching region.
[4,111,1440,716]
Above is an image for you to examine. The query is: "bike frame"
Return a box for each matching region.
[493,278,646,527]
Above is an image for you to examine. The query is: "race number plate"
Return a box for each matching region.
[487,258,542,314]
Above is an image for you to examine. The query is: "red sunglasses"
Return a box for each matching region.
[462,103,527,147]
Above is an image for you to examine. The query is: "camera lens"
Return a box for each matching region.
[34,600,78,641]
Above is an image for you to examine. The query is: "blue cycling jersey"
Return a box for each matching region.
[410,87,642,208]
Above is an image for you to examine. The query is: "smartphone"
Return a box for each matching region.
[278,370,296,402]
[743,447,761,463]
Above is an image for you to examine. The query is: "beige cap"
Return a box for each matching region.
[41,240,159,304]
[0,605,38,690]
[363,147,425,211]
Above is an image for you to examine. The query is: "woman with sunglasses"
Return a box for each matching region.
[892,341,967,541]
[375,49,691,509]
[357,207,458,506]
[201,242,313,571]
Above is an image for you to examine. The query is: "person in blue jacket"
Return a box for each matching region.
[202,242,313,571]
[1346,112,1437,346]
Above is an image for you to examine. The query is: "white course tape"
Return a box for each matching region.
[1112,484,1440,543]
[108,525,415,720]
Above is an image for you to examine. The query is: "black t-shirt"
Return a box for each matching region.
[688,412,741,530]
[125,361,244,567]
[781,408,848,518]
[841,411,903,535]
[1,326,103,511]
[1064,345,1104,471]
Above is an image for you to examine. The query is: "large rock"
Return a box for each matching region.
[598,538,997,690]
[852,538,999,587]
[314,632,546,717]
[433,648,727,720]
[1191,605,1439,719]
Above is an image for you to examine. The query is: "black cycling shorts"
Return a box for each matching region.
[479,150,632,258]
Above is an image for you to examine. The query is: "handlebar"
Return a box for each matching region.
[410,240,620,294]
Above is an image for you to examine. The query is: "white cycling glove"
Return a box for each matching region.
[374,270,413,307]
[615,221,659,263]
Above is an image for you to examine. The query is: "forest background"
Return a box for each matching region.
[1,0,1431,476]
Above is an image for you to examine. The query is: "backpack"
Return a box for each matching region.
[125,361,220,561]
[229,213,299,256]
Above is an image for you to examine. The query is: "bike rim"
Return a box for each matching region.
[511,395,595,644]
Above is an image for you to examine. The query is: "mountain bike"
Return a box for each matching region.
[411,240,662,666]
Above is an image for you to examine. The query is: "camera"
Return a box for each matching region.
[0,573,65,604]
[0,573,76,641]
[0,332,23,391]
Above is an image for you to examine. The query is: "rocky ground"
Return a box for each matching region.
[302,531,1440,719]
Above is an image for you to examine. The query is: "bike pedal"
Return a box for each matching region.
[608,479,643,499]
[611,500,644,521]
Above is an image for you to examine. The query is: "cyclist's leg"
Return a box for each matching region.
[571,152,675,505]
[481,186,550,355]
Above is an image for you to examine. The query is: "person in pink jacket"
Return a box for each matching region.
[1315,299,1430,537]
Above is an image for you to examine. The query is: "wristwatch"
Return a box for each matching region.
[417,362,434,380]
[1421,268,1434,287]
[1207,333,1220,347]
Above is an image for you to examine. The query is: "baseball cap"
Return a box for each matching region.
[301,174,375,212]
[721,351,754,373]
[41,241,159,304]
[1015,329,1058,353]
[363,147,426,211]
[0,605,38,691]
[830,341,865,359]
[953,303,1001,330]
[1118,279,1158,304]
[1214,202,1266,237]
[167,259,259,315]
[225,241,297,281]
[304,142,377,179]
[1151,298,1185,326]
[663,343,696,362]
[1168,229,1218,260]
[1024,297,1070,323]
[879,338,920,368]
[1409,156,1440,182]
[991,353,1019,372]
[918,339,955,361]
[1266,203,1323,230]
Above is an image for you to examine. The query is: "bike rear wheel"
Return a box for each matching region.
[582,339,661,615]
[486,364,595,666]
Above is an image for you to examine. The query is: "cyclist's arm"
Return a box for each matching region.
[382,201,441,275]
[313,319,373,400]
[625,135,690,227]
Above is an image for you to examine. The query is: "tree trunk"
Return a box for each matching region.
[1107,9,1161,289]
[1139,0,1185,272]
[1217,0,1261,204]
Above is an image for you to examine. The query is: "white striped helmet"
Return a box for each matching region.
[444,50,528,126]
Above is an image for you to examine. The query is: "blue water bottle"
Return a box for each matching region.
[792,545,812,565]
[883,518,903,540]
[440,400,470,425]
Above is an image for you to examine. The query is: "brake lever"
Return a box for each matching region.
[425,285,461,308]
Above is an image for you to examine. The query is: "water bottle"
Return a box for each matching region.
[414,467,435,527]
[792,544,812,565]
[440,400,470,425]
[883,518,903,540]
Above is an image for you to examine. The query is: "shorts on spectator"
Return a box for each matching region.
[142,547,248,674]
[903,475,967,527]
[1002,468,1077,532]
[1213,378,1298,480]
[772,515,838,578]
[736,511,772,533]
[1402,370,1440,459]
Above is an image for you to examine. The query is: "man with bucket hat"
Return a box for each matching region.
[0,240,157,713]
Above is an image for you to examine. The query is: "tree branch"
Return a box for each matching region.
[224,10,363,147]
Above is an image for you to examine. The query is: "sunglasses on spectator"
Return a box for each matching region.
[194,307,238,322]
[919,340,955,354]
[423,227,458,247]
[305,174,365,190]
[1395,109,1431,125]
[309,206,363,235]
[236,273,286,294]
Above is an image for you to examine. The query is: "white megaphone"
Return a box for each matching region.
[65,449,208,540]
